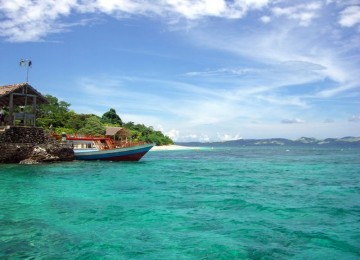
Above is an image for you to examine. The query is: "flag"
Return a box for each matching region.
[19,59,32,67]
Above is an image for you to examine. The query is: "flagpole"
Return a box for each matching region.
[20,59,32,83]
[26,65,29,83]
[19,59,32,125]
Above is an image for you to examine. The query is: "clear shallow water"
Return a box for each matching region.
[0,146,359,259]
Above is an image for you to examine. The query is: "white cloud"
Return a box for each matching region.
[256,95,309,108]
[90,0,145,14]
[172,99,241,126]
[1,1,358,141]
[217,133,242,141]
[173,133,211,142]
[165,0,227,19]
[349,115,360,122]
[281,118,305,124]
[272,2,322,26]
[187,14,360,100]
[338,5,360,27]
[166,129,181,140]
[260,15,271,23]
[0,0,272,42]
[186,67,263,77]
[316,82,357,98]
[244,0,270,9]
[68,73,359,141]
[0,0,76,41]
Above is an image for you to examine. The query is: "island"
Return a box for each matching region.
[0,82,173,164]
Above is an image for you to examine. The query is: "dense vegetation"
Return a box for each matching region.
[36,95,173,146]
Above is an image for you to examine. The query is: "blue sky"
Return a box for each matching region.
[0,0,359,141]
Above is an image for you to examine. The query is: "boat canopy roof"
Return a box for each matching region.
[105,126,130,138]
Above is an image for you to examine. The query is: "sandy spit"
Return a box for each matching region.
[150,145,200,151]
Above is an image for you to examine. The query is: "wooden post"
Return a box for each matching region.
[24,85,27,125]
[32,96,37,126]
[9,93,14,126]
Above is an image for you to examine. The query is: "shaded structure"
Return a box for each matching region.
[0,83,48,126]
[105,126,130,142]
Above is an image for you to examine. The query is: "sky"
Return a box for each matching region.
[0,0,359,142]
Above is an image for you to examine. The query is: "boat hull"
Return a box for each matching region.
[74,144,154,161]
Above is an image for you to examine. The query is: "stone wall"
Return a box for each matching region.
[0,127,47,144]
[0,143,34,163]
[0,127,74,164]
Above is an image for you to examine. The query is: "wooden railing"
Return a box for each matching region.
[13,113,35,126]
[114,140,146,148]
[50,132,147,149]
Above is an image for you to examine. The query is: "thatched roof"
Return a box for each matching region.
[0,82,48,107]
[105,126,130,137]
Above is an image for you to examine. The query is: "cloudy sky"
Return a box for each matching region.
[0,0,359,141]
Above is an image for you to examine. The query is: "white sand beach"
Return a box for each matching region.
[150,145,200,151]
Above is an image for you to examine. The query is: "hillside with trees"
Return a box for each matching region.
[36,95,173,146]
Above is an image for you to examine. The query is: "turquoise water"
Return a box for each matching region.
[0,146,359,259]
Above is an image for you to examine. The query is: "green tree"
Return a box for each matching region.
[65,112,94,132]
[124,123,173,145]
[36,94,174,144]
[101,108,123,126]
[124,121,135,128]
[36,95,71,128]
[78,116,105,136]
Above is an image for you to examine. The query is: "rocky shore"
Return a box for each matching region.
[0,126,74,164]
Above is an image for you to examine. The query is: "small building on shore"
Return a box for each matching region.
[0,83,74,163]
[0,82,48,127]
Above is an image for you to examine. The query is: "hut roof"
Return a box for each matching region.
[0,82,48,107]
[105,126,129,137]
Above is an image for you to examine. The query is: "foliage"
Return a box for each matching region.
[36,95,173,145]
[53,127,76,135]
[78,116,105,136]
[65,112,95,131]
[123,123,174,146]
[36,95,71,128]
[101,108,123,126]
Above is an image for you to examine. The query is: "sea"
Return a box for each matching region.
[0,146,359,259]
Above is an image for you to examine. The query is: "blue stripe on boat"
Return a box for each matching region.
[74,144,154,160]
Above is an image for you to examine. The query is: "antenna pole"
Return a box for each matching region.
[20,59,32,83]
[26,64,29,82]
[19,59,32,125]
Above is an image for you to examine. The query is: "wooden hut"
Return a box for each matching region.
[0,83,48,126]
[106,126,130,140]
[105,126,131,146]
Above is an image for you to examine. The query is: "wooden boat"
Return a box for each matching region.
[66,135,154,161]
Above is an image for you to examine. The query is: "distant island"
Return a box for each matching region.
[178,137,360,147]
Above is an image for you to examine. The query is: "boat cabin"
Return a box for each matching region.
[105,126,130,145]
[66,127,141,151]
[66,136,114,151]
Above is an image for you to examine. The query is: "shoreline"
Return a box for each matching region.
[150,145,200,151]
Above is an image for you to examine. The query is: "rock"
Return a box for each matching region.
[28,145,59,162]
[21,144,74,164]
[50,147,75,161]
[19,158,40,165]
[0,127,75,164]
